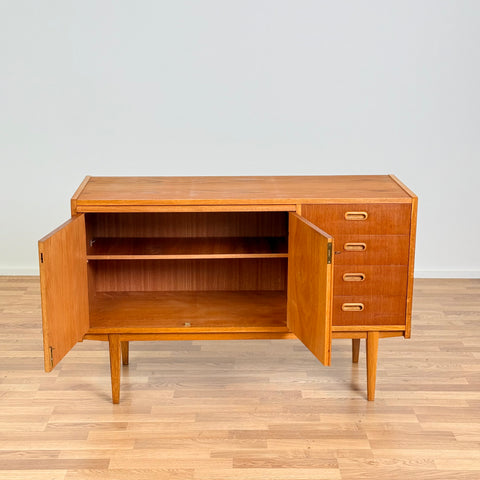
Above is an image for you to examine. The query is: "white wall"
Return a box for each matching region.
[1,0,479,277]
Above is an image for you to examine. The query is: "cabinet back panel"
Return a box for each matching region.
[86,212,288,239]
[92,259,287,292]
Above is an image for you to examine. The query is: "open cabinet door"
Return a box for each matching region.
[287,213,333,366]
[38,215,89,372]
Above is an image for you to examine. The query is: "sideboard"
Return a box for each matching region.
[38,175,417,403]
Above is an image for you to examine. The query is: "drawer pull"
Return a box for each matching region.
[344,242,367,252]
[345,211,368,221]
[343,273,366,282]
[342,303,365,312]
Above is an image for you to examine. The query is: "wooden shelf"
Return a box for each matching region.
[88,291,288,334]
[87,237,288,260]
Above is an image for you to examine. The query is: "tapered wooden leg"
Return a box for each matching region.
[366,331,379,401]
[352,338,360,363]
[121,341,129,366]
[108,334,121,404]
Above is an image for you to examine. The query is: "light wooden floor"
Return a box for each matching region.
[0,277,479,479]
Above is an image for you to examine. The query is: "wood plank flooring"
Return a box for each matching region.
[0,276,479,479]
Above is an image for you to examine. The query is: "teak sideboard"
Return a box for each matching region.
[38,175,417,403]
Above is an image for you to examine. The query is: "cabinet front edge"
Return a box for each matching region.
[71,176,92,215]
[332,325,405,332]
[74,198,413,213]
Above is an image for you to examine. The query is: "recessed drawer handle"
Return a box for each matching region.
[345,211,368,221]
[342,303,365,312]
[343,273,366,282]
[344,242,367,252]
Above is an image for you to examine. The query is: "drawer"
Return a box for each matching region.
[333,235,410,265]
[332,295,406,327]
[334,265,408,296]
[302,203,411,236]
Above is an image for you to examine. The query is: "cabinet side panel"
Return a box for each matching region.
[405,197,418,338]
[38,215,89,371]
[389,175,418,337]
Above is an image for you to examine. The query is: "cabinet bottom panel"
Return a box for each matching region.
[88,290,288,334]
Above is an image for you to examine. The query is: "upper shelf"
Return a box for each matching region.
[87,236,288,260]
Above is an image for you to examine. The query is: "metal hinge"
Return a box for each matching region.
[49,346,54,368]
[327,242,332,264]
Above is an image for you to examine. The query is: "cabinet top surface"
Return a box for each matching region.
[72,175,415,209]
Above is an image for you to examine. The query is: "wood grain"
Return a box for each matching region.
[91,258,287,292]
[79,204,297,213]
[121,341,129,366]
[86,236,288,259]
[334,265,408,297]
[287,213,333,366]
[405,195,418,338]
[352,338,360,363]
[332,295,406,326]
[86,212,288,239]
[301,203,412,235]
[389,174,418,339]
[366,331,379,401]
[1,277,480,479]
[302,200,414,337]
[332,235,410,265]
[108,334,121,404]
[88,291,288,334]
[38,216,89,371]
[70,175,91,216]
[73,176,412,211]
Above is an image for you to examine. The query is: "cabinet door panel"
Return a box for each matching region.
[287,213,333,366]
[38,215,89,371]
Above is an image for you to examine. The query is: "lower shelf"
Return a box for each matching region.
[88,291,288,334]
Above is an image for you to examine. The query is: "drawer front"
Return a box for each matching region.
[333,235,410,265]
[334,265,408,296]
[301,202,413,330]
[302,203,411,235]
[333,295,406,326]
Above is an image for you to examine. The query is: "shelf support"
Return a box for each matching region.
[108,334,121,404]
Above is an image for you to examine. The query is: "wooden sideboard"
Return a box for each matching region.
[38,175,417,403]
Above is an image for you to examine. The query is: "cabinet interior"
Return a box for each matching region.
[85,212,290,332]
